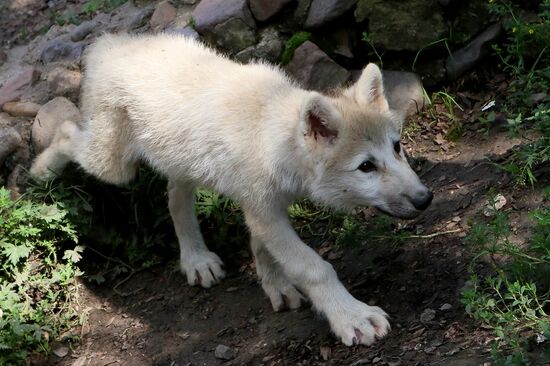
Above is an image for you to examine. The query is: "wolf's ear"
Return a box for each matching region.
[300,94,340,144]
[346,63,389,111]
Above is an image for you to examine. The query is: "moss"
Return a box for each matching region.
[280,31,312,65]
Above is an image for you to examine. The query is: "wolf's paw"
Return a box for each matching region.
[30,158,58,181]
[181,251,225,288]
[327,301,390,346]
[262,273,305,312]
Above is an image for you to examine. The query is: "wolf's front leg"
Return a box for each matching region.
[167,180,225,288]
[251,236,305,311]
[244,206,390,346]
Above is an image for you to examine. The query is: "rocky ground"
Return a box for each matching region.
[1,0,547,365]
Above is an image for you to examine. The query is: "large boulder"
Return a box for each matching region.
[192,0,257,53]
[286,41,351,91]
[305,0,357,28]
[2,101,42,117]
[32,97,81,153]
[41,39,84,64]
[249,0,293,21]
[70,20,98,42]
[47,68,82,98]
[150,0,177,31]
[355,0,447,51]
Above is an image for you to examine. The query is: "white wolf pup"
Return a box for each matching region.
[31,33,433,346]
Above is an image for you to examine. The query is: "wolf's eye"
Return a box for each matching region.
[358,161,376,173]
[393,141,401,154]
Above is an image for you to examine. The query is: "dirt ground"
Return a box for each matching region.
[40,111,547,366]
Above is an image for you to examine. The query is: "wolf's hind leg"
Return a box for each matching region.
[168,179,226,288]
[251,236,305,311]
[30,120,79,181]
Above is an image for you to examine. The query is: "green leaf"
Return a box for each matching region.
[2,243,31,266]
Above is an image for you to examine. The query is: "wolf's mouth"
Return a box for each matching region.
[375,206,420,220]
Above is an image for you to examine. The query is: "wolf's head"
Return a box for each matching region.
[298,63,433,219]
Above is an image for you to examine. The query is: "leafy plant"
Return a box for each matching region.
[462,192,550,364]
[0,187,82,365]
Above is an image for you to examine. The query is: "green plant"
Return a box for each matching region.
[362,32,384,67]
[488,0,550,186]
[462,192,550,364]
[280,31,312,65]
[0,187,83,365]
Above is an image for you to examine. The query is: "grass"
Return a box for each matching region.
[462,191,550,364]
[0,187,83,365]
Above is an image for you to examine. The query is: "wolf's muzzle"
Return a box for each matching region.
[411,190,433,211]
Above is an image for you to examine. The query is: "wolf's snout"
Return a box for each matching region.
[411,190,433,211]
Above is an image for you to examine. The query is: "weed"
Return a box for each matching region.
[280,31,311,65]
[462,192,550,364]
[0,187,82,365]
[362,32,384,67]
[488,0,550,186]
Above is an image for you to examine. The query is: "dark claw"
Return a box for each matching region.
[352,337,358,345]
[354,328,363,344]
[194,270,202,286]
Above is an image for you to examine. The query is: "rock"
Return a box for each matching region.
[32,97,80,153]
[451,0,490,45]
[0,68,41,107]
[167,26,200,39]
[286,41,351,91]
[183,0,198,3]
[382,70,427,118]
[530,92,549,105]
[483,193,507,217]
[70,20,97,42]
[305,0,357,28]
[2,101,42,117]
[235,27,283,63]
[129,6,155,29]
[52,345,69,358]
[355,0,447,51]
[214,344,235,360]
[420,308,436,323]
[294,0,313,25]
[7,164,25,199]
[41,39,84,64]
[47,67,82,97]
[0,49,7,66]
[249,0,293,21]
[414,58,447,88]
[0,128,22,167]
[439,303,452,311]
[150,1,177,31]
[192,0,256,53]
[446,24,501,80]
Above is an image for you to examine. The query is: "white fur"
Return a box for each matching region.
[30,33,433,346]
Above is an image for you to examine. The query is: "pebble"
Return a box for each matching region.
[439,303,452,311]
[420,308,436,323]
[214,344,235,360]
[0,128,22,166]
[2,101,41,117]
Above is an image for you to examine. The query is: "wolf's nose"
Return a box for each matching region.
[412,191,433,211]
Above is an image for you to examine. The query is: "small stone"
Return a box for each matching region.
[47,67,82,97]
[32,97,81,153]
[214,344,235,360]
[52,345,69,358]
[2,101,41,117]
[483,193,507,217]
[167,26,200,39]
[41,39,84,64]
[0,68,41,107]
[70,20,97,42]
[372,356,382,363]
[286,41,350,92]
[129,6,155,29]
[420,308,436,323]
[439,303,452,311]
[0,128,22,167]
[150,1,177,31]
[530,92,548,105]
